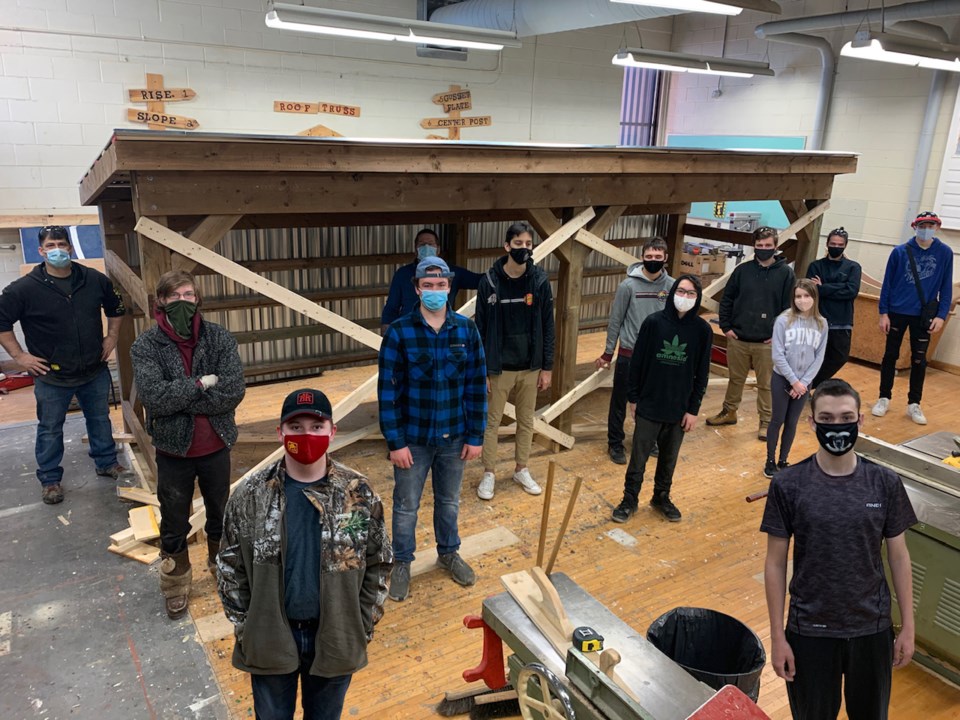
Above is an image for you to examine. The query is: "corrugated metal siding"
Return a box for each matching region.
[619,67,661,147]
[128,217,662,384]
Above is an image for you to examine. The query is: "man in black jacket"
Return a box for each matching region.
[707,227,795,440]
[132,270,245,619]
[806,227,862,389]
[475,222,555,501]
[611,275,712,523]
[0,226,126,505]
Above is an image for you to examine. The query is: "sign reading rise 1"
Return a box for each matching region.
[127,73,199,131]
[424,85,490,141]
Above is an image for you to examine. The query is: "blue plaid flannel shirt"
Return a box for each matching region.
[378,309,487,450]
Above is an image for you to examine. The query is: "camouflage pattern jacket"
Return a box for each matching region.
[217,457,392,677]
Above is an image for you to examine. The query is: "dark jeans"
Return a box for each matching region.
[156,447,231,555]
[606,355,631,449]
[785,628,893,720]
[767,372,808,464]
[34,367,117,486]
[879,312,929,405]
[392,440,464,563]
[811,329,852,389]
[250,626,352,720]
[621,415,685,504]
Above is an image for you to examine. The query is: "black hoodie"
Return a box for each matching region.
[627,275,713,424]
[718,255,795,342]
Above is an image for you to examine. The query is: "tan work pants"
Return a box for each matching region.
[722,337,773,423]
[482,369,540,470]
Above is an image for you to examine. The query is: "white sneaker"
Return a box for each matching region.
[871,398,890,417]
[907,403,927,425]
[512,468,542,495]
[477,472,496,501]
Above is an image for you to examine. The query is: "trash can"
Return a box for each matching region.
[646,607,766,702]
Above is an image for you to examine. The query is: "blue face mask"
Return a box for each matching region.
[419,289,448,312]
[417,245,438,261]
[44,248,72,268]
[915,226,936,242]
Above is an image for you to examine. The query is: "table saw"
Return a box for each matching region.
[481,572,767,720]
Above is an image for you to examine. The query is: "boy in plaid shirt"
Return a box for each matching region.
[378,257,487,602]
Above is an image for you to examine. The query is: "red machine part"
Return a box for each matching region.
[686,685,771,719]
[461,614,507,690]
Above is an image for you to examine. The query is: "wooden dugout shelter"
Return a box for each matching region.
[79,129,858,482]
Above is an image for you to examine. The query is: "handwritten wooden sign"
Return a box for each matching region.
[128,88,195,102]
[127,108,199,130]
[318,102,360,117]
[420,116,492,129]
[274,101,319,114]
[432,89,472,105]
[442,99,472,113]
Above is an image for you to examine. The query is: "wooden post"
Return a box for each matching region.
[447,221,471,308]
[552,219,589,434]
[781,199,828,278]
[131,174,172,306]
[666,212,687,279]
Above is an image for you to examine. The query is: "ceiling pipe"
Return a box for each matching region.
[755,0,960,38]
[890,20,951,43]
[429,0,681,38]
[903,70,947,229]
[762,33,836,150]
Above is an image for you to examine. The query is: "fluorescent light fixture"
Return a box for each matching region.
[611,0,742,15]
[612,48,775,77]
[265,3,520,51]
[841,31,960,72]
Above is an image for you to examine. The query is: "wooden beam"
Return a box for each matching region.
[104,249,149,313]
[778,199,830,243]
[666,214,686,279]
[121,399,158,482]
[129,171,838,217]
[781,199,829,278]
[0,213,99,229]
[682,222,754,245]
[537,369,610,424]
[135,217,384,351]
[553,239,590,433]
[98,201,137,235]
[574,228,638,267]
[172,213,243,273]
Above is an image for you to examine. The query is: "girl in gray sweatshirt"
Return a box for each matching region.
[765,278,828,478]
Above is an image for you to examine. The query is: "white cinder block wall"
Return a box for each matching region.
[666,5,960,365]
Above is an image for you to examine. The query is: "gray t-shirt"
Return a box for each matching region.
[760,454,917,638]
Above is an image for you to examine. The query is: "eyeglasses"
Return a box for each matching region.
[165,291,197,300]
[675,288,698,298]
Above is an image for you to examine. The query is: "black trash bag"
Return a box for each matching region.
[646,607,766,702]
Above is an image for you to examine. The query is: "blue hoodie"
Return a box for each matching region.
[878,237,954,319]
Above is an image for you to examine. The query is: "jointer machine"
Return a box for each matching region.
[455,465,771,720]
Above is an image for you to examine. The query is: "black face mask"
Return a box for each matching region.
[643,260,665,275]
[754,248,775,262]
[509,247,532,265]
[814,421,859,456]
[827,246,845,259]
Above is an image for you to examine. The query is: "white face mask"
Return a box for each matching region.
[915,226,936,242]
[674,295,696,313]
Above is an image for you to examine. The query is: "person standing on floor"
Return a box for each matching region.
[872,211,954,425]
[611,275,712,524]
[131,270,245,619]
[475,221,555,500]
[707,226,795,441]
[762,379,916,720]
[217,389,392,720]
[0,225,127,505]
[805,227,862,389]
[764,279,827,479]
[595,238,673,465]
[380,228,482,333]
[378,257,486,602]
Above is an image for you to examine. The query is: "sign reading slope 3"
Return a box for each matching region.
[127,108,199,129]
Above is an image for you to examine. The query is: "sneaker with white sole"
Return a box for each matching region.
[477,472,496,501]
[512,468,542,495]
[871,398,890,417]
[907,403,927,425]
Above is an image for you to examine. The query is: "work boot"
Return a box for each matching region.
[41,482,64,505]
[758,421,769,441]
[96,463,129,480]
[206,537,221,578]
[159,550,192,620]
[437,552,476,587]
[608,445,627,465]
[650,491,682,522]
[611,499,636,523]
[389,561,411,602]
[706,408,737,426]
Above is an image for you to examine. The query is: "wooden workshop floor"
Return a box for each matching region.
[4,335,958,719]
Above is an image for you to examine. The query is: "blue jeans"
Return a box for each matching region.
[34,367,117,486]
[392,441,465,563]
[250,627,352,720]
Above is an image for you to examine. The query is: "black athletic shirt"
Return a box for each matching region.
[760,455,917,638]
